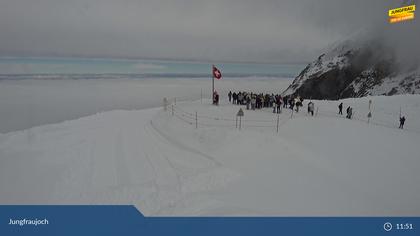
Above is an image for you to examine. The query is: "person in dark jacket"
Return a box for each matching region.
[283,96,288,108]
[399,116,406,129]
[276,96,282,114]
[308,101,314,116]
[346,106,353,119]
[228,91,232,103]
[338,102,343,115]
[289,98,295,110]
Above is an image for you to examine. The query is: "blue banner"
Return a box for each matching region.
[0,206,418,236]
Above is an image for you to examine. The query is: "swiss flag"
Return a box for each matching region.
[213,65,222,79]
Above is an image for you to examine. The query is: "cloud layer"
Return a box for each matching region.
[0,0,417,63]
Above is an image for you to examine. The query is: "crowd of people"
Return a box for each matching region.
[227,91,311,115]
[225,91,407,128]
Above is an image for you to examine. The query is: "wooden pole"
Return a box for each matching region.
[163,98,167,111]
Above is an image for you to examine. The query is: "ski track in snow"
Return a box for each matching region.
[1,95,420,216]
[144,116,242,215]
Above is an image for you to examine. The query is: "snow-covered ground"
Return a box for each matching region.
[1,90,419,216]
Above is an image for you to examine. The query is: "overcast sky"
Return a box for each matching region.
[0,0,416,63]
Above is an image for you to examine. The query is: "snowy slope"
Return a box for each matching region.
[1,95,420,216]
[351,69,420,96]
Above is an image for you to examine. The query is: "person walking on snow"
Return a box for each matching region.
[295,97,302,112]
[399,116,406,129]
[338,102,343,115]
[228,91,232,103]
[346,106,351,119]
[346,107,353,119]
[308,102,314,116]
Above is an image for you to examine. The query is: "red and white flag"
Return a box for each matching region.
[212,65,222,79]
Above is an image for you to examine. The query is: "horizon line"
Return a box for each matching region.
[0,55,310,66]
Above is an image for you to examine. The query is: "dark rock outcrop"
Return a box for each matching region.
[283,38,419,100]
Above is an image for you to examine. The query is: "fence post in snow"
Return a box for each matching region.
[195,111,198,129]
[276,114,280,133]
[163,97,168,111]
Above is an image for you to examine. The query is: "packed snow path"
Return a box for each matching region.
[1,95,420,216]
[0,107,240,215]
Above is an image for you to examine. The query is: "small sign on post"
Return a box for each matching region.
[237,108,244,117]
[237,108,244,130]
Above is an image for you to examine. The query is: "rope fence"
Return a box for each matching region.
[163,97,291,132]
[163,97,420,134]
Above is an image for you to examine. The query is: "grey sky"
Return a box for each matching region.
[0,0,416,63]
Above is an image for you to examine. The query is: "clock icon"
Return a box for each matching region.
[384,222,393,232]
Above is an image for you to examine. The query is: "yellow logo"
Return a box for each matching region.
[388,5,415,23]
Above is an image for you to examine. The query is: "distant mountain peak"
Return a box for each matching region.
[283,29,420,99]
